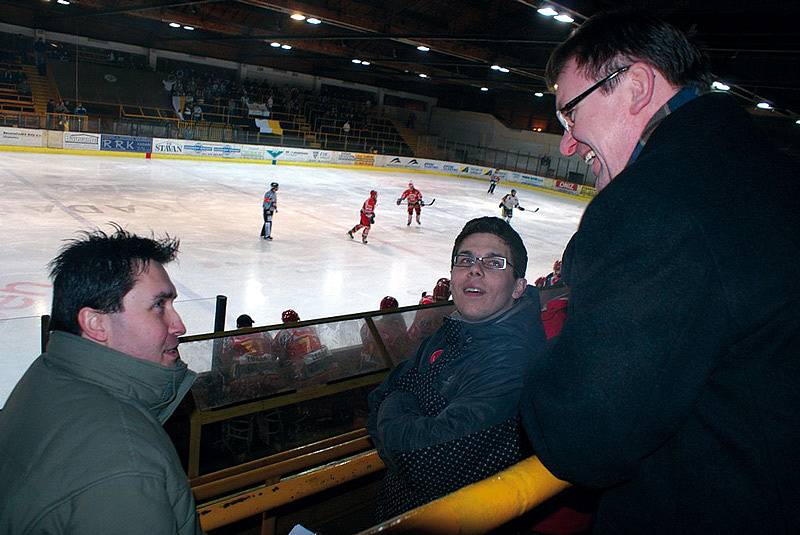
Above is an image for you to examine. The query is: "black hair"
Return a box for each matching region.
[236,314,254,328]
[451,217,528,280]
[48,223,180,335]
[545,10,712,93]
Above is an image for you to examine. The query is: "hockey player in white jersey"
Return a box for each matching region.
[499,189,525,223]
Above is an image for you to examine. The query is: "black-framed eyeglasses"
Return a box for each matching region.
[556,65,631,132]
[452,253,513,271]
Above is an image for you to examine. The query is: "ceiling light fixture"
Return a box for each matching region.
[352,59,362,64]
[756,102,772,109]
[417,45,430,52]
[534,92,544,97]
[490,64,501,71]
[711,81,730,91]
[169,22,181,28]
[537,7,558,17]
[270,42,281,47]
[290,13,306,21]
[499,67,510,73]
[419,73,428,78]
[554,14,574,23]
[281,44,292,50]
[481,87,489,91]
[56,0,70,4]
[306,17,322,24]
[362,61,370,66]
[183,26,194,31]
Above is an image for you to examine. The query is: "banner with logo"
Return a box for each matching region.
[100,134,151,153]
[64,132,101,151]
[0,127,45,147]
[355,154,375,166]
[554,179,580,194]
[336,152,357,165]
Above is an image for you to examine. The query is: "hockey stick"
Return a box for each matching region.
[423,198,436,207]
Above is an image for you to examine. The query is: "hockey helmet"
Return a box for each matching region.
[270,182,279,189]
[432,278,451,301]
[236,314,254,328]
[370,189,378,199]
[380,296,399,310]
[511,189,517,195]
[408,181,415,189]
[281,309,300,323]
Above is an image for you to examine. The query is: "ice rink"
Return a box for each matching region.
[0,151,587,406]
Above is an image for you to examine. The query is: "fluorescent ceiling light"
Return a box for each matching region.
[534,92,544,97]
[554,14,574,23]
[481,87,489,91]
[169,22,181,28]
[270,42,281,47]
[281,44,292,50]
[56,0,70,4]
[290,13,306,21]
[183,26,194,30]
[499,67,510,73]
[417,45,430,52]
[352,59,362,64]
[756,102,772,109]
[796,119,800,125]
[419,73,428,78]
[490,64,501,71]
[307,18,322,24]
[711,81,730,91]
[362,61,370,66]
[537,7,558,16]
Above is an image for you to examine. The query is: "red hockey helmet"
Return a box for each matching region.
[370,189,378,199]
[380,296,399,310]
[281,309,300,323]
[432,278,451,301]
[408,181,414,189]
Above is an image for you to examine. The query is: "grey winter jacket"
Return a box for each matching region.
[0,331,202,535]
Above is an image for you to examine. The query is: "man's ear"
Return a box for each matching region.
[513,278,528,299]
[627,62,656,115]
[77,307,109,343]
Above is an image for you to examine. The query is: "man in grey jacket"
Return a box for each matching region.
[0,225,203,534]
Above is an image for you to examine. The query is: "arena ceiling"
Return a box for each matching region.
[3,1,800,125]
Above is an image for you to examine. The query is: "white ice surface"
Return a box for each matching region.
[0,152,587,407]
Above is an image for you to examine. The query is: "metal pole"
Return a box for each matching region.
[40,314,50,353]
[214,295,227,332]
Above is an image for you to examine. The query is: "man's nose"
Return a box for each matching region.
[559,129,577,157]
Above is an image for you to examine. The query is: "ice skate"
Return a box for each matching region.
[347,230,354,239]
[362,237,368,244]
[265,236,273,240]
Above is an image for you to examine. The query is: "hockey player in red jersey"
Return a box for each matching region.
[397,182,424,225]
[274,309,335,384]
[360,296,412,369]
[348,190,378,244]
[407,278,454,349]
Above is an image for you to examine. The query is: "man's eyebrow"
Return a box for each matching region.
[456,250,506,257]
[152,290,177,302]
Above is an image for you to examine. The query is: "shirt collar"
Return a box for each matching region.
[627,86,703,166]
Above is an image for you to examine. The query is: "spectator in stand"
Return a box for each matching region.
[73,102,87,115]
[368,216,547,521]
[0,225,202,533]
[521,11,800,533]
[342,120,351,136]
[46,99,55,114]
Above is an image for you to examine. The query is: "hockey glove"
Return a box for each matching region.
[518,206,525,211]
[370,215,375,224]
[396,199,402,205]
[499,203,503,208]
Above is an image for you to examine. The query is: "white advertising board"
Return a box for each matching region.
[63,132,101,151]
[0,127,44,147]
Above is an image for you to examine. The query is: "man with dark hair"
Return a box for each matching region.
[368,216,546,521]
[522,11,800,533]
[0,225,203,534]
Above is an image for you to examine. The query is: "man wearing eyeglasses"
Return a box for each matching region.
[521,11,800,534]
[367,216,547,521]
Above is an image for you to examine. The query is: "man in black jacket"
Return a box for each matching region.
[521,11,800,534]
[368,217,546,521]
